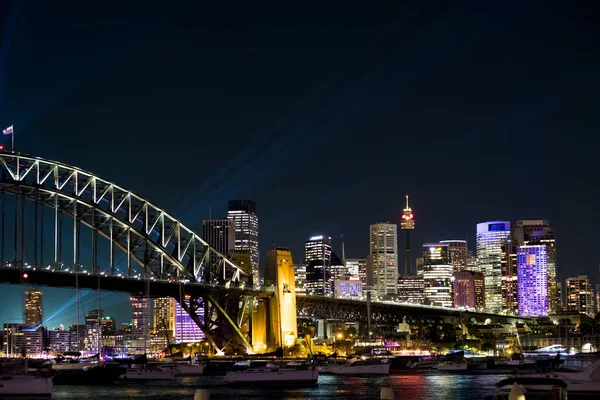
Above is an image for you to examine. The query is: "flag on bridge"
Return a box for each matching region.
[2,125,13,135]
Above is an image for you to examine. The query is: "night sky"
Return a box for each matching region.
[0,1,599,328]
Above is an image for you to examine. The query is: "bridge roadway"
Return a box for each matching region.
[0,267,535,326]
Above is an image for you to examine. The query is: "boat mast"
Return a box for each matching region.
[97,271,101,357]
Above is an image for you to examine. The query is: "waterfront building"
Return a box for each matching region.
[500,241,519,315]
[202,218,236,258]
[154,297,176,337]
[174,297,204,343]
[453,270,485,311]
[130,296,151,340]
[227,200,259,286]
[440,240,468,272]
[565,275,595,317]
[370,223,399,299]
[48,328,70,353]
[2,323,43,356]
[517,245,548,316]
[476,221,512,313]
[24,288,43,326]
[305,235,332,297]
[422,243,453,307]
[397,275,424,305]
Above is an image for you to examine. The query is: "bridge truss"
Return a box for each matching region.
[0,152,254,353]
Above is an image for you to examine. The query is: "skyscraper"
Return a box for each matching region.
[202,218,235,256]
[422,243,453,307]
[227,200,259,286]
[440,240,468,272]
[305,235,332,296]
[154,297,176,337]
[400,195,415,275]
[131,296,151,340]
[370,223,399,299]
[453,270,485,311]
[24,288,43,326]
[500,242,519,315]
[476,221,511,314]
[398,275,425,305]
[174,298,204,343]
[565,275,595,317]
[515,220,559,313]
[517,245,548,317]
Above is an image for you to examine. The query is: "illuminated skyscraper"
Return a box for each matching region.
[131,296,151,340]
[24,288,43,326]
[422,243,453,307]
[565,275,595,317]
[370,223,399,299]
[517,245,548,317]
[400,195,415,275]
[440,240,468,272]
[398,275,425,305]
[227,200,259,286]
[453,270,485,311]
[174,298,204,343]
[305,235,332,296]
[154,297,176,337]
[202,218,235,257]
[476,221,511,314]
[500,241,519,315]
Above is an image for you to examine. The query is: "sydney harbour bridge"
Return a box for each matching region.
[0,152,533,355]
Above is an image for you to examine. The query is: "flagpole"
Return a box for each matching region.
[11,128,14,152]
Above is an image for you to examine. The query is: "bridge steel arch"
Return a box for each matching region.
[0,152,253,353]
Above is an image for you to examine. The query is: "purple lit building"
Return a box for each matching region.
[174,297,204,343]
[517,245,548,316]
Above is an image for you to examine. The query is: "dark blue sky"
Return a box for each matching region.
[0,1,599,327]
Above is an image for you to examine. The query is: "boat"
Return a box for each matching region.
[329,357,390,375]
[174,362,205,376]
[0,374,53,398]
[51,358,127,385]
[121,364,177,380]
[485,377,568,400]
[408,357,438,370]
[224,361,318,386]
[436,360,468,371]
[527,358,600,394]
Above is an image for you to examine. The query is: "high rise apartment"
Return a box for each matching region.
[500,242,519,315]
[24,288,43,326]
[154,297,176,337]
[517,245,548,317]
[131,296,151,340]
[440,240,468,272]
[565,275,595,317]
[370,223,399,299]
[227,200,259,286]
[476,221,511,313]
[305,235,332,296]
[453,270,485,311]
[422,243,453,307]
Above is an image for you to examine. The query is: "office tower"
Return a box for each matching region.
[345,257,367,289]
[440,240,468,272]
[500,242,519,315]
[202,218,235,256]
[305,235,332,296]
[422,243,453,307]
[476,221,512,313]
[335,277,363,299]
[294,264,307,296]
[24,288,43,326]
[400,195,415,275]
[467,251,478,272]
[48,328,70,353]
[2,323,43,356]
[227,200,259,286]
[131,296,151,340]
[154,297,176,337]
[453,270,485,310]
[517,245,548,317]
[370,223,399,299]
[83,309,104,352]
[515,220,558,313]
[174,298,204,343]
[565,275,595,317]
[330,251,346,297]
[415,257,424,276]
[398,275,425,305]
[264,246,297,347]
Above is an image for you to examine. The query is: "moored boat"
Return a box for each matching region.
[224,361,318,386]
[0,374,53,397]
[329,357,390,375]
[485,377,568,400]
[408,357,438,370]
[436,360,468,371]
[51,360,126,385]
[527,358,600,394]
[121,364,177,380]
[174,362,205,376]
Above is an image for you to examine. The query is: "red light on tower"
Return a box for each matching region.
[22,273,29,279]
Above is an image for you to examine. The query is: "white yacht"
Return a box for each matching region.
[224,362,318,385]
[436,360,468,371]
[408,357,438,370]
[174,362,205,376]
[329,357,390,375]
[0,374,53,397]
[121,364,177,380]
[527,359,600,394]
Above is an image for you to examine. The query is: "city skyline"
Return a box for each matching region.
[0,2,598,327]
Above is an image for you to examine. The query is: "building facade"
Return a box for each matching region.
[370,223,399,299]
[293,264,307,296]
[335,276,363,299]
[305,235,332,297]
[175,297,204,343]
[517,245,548,317]
[154,297,176,337]
[131,296,151,340]
[476,221,512,314]
[565,275,595,317]
[398,275,425,305]
[440,240,468,272]
[422,243,453,307]
[202,218,235,257]
[24,288,43,326]
[453,270,485,311]
[500,241,519,315]
[227,200,259,286]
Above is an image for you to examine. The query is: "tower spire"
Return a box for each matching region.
[405,194,409,209]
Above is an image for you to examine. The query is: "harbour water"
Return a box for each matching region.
[50,372,511,399]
